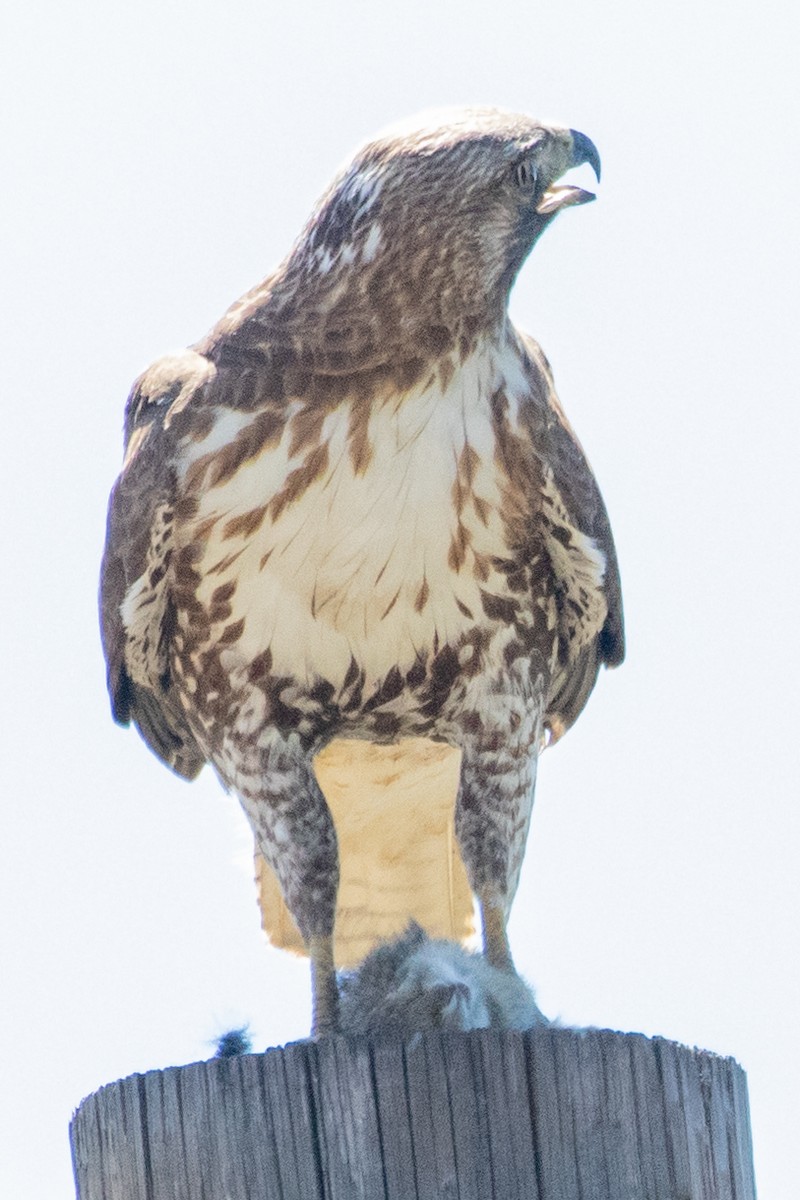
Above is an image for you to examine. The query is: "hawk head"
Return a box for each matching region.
[278,108,600,344]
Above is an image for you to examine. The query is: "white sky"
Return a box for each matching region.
[1,1,798,1196]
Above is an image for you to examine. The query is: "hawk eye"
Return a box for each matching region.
[512,157,537,191]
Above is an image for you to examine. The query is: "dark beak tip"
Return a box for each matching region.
[569,129,602,183]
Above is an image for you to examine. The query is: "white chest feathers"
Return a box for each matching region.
[177,345,526,688]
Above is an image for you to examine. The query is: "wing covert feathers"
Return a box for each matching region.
[518,332,624,739]
[99,354,210,780]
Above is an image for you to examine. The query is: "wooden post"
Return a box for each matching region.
[70,1028,756,1199]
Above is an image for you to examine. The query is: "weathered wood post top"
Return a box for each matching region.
[70,1027,756,1200]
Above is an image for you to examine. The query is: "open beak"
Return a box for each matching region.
[536,129,601,215]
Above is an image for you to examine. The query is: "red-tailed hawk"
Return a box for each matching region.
[100,108,624,1034]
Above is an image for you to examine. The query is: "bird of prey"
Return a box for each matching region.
[100,107,624,1034]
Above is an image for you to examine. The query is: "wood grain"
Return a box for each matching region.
[71,1029,757,1200]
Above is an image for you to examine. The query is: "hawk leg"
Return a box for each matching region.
[308,933,339,1036]
[233,734,340,1034]
[453,695,541,972]
[479,890,516,972]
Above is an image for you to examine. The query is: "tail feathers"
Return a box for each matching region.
[255,738,476,968]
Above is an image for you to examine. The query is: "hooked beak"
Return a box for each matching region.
[536,129,601,215]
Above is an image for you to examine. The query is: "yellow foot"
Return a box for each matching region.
[479,893,515,973]
[309,934,340,1036]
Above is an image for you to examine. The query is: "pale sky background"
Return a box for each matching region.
[2,1,798,1196]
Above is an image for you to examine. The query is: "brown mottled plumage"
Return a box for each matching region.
[100,108,624,1034]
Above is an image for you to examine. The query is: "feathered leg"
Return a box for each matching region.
[230,732,340,1035]
[453,682,542,972]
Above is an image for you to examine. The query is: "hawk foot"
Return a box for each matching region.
[309,934,340,1036]
[479,892,516,973]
